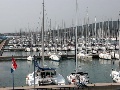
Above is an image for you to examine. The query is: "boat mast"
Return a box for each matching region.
[119,11,120,69]
[85,7,88,55]
[42,0,45,67]
[94,16,97,50]
[75,0,78,72]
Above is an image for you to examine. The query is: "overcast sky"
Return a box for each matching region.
[0,0,120,33]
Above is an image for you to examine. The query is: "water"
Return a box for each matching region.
[0,51,119,87]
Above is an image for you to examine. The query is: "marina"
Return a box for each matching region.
[0,37,120,88]
[0,34,119,90]
[0,0,120,89]
[0,21,120,90]
[0,24,120,90]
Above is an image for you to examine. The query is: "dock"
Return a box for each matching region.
[0,54,99,61]
[0,39,100,60]
[3,48,25,51]
[0,83,120,90]
[0,54,75,60]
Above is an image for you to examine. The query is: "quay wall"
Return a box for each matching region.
[0,83,119,90]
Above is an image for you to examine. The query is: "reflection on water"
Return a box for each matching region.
[99,59,112,65]
[50,61,59,67]
[27,61,32,65]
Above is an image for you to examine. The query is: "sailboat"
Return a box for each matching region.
[49,41,61,62]
[77,8,92,61]
[49,25,61,62]
[26,0,65,86]
[110,69,120,83]
[49,53,60,62]
[67,0,89,86]
[110,12,120,83]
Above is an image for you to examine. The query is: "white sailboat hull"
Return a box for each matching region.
[77,53,92,61]
[26,71,65,86]
[49,54,60,61]
[27,56,33,61]
[110,70,120,83]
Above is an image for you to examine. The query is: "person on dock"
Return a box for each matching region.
[76,75,88,89]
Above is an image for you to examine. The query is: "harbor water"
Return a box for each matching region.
[0,51,119,87]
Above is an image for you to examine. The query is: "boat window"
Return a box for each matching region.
[41,72,45,78]
[46,72,50,76]
[51,71,56,75]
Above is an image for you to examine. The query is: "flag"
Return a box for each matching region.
[11,57,17,73]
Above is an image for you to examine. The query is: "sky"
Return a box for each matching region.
[0,0,120,33]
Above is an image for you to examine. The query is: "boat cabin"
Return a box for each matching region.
[36,68,56,78]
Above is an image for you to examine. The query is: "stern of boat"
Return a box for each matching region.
[52,74,65,85]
